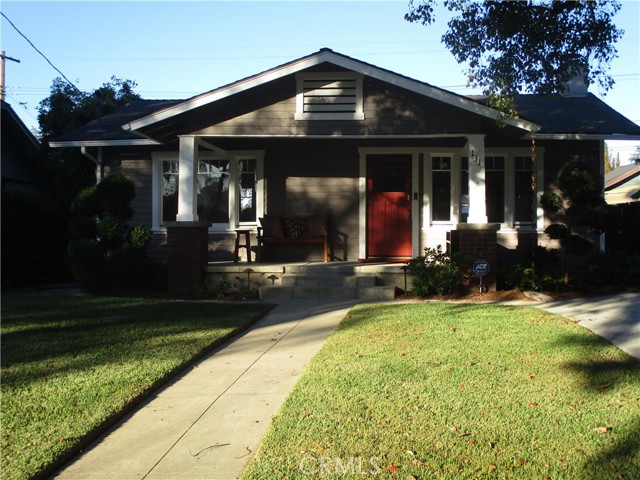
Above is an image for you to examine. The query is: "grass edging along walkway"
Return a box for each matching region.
[243,303,640,480]
[1,294,274,480]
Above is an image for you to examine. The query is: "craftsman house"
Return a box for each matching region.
[51,49,640,293]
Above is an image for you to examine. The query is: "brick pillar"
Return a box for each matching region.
[165,221,210,294]
[454,223,500,291]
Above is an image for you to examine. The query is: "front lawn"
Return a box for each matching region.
[1,294,272,480]
[243,303,640,479]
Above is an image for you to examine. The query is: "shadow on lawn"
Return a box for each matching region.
[1,295,269,382]
[553,329,640,478]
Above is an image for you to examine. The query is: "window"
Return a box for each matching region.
[197,160,230,224]
[432,156,452,221]
[153,151,263,230]
[485,156,505,223]
[460,156,469,223]
[514,156,534,223]
[161,160,179,224]
[295,72,364,120]
[238,159,257,223]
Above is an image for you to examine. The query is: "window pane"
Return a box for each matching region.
[198,160,229,223]
[460,157,469,223]
[162,161,179,223]
[432,171,451,221]
[486,170,504,223]
[239,159,257,222]
[515,171,534,222]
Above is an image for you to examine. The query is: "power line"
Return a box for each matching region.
[1,11,82,94]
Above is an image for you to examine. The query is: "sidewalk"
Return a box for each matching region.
[535,291,640,359]
[53,299,359,480]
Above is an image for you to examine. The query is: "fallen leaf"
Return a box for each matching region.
[449,325,456,332]
[527,371,537,380]
[518,459,525,466]
[387,465,398,472]
[489,463,497,470]
[594,426,610,434]
[469,439,476,445]
[528,402,538,408]
[412,459,423,466]
[406,450,416,456]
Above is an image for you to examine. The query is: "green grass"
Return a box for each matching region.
[243,303,640,479]
[1,294,273,480]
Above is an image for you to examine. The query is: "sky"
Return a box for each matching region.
[2,0,639,163]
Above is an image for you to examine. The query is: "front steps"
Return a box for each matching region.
[205,262,406,301]
[259,273,396,300]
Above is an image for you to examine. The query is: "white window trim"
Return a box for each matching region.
[485,147,545,232]
[295,72,364,121]
[426,153,456,226]
[152,150,264,233]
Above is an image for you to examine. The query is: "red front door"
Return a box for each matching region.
[366,154,412,258]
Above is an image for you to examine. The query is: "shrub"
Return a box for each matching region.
[1,191,69,287]
[66,239,105,292]
[408,245,470,297]
[504,265,562,292]
[130,224,154,252]
[68,215,97,240]
[94,174,135,220]
[105,248,156,290]
[196,278,232,299]
[587,251,640,287]
[96,217,128,249]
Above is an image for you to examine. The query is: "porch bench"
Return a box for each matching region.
[257,215,329,262]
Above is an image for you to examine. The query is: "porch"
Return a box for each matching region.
[205,261,409,300]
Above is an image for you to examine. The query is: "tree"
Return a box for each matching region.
[631,146,640,165]
[36,76,141,211]
[541,158,612,284]
[406,0,624,115]
[604,145,620,174]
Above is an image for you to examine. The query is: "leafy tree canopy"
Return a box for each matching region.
[406,0,624,115]
[38,76,140,141]
[36,76,141,210]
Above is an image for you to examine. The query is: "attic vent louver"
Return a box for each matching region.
[295,72,364,120]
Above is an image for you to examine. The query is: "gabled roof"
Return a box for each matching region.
[50,99,182,147]
[121,48,539,134]
[605,163,640,190]
[1,101,39,149]
[49,48,640,147]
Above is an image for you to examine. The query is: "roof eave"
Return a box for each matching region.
[49,139,161,148]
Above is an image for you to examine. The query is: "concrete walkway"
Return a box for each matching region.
[51,292,639,480]
[535,292,640,359]
[53,299,359,480]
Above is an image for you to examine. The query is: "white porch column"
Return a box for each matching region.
[466,134,488,223]
[176,135,199,221]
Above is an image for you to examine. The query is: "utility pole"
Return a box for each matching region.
[1,50,21,102]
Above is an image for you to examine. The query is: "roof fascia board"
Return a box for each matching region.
[49,139,161,148]
[527,133,640,140]
[123,50,540,133]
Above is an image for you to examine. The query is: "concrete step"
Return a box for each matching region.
[281,274,376,287]
[259,284,396,301]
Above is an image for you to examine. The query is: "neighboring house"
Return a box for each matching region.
[1,100,40,193]
[50,48,640,265]
[605,163,640,204]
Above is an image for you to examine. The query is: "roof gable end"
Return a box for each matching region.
[122,48,540,133]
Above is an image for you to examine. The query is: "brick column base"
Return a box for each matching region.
[452,223,501,291]
[166,221,210,294]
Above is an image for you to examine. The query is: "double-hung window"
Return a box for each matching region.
[431,156,452,222]
[153,151,263,231]
[514,156,534,224]
[485,156,505,223]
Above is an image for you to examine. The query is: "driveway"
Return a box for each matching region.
[535,292,640,359]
